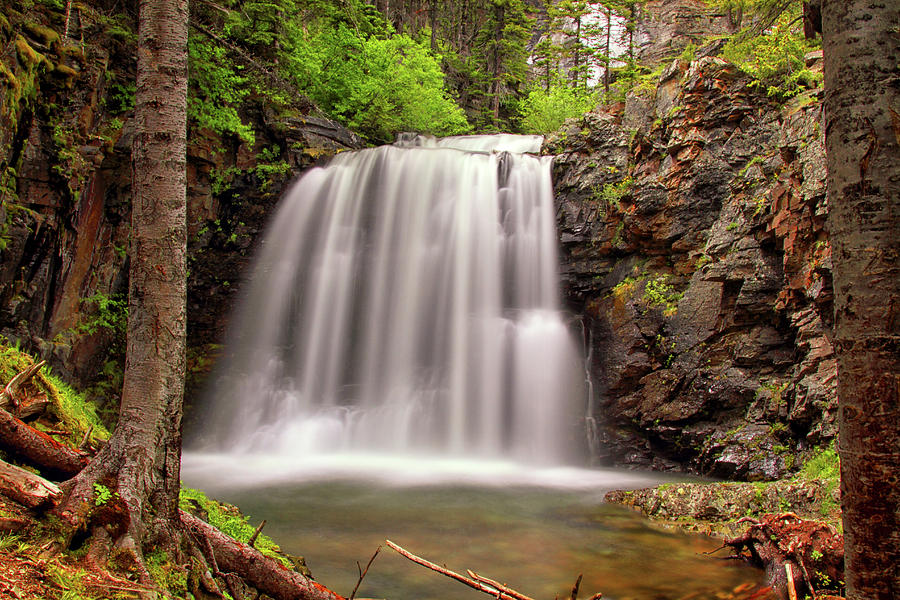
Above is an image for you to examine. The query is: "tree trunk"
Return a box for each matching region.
[53,0,189,576]
[573,15,581,87]
[822,0,900,597]
[603,6,611,95]
[430,0,437,50]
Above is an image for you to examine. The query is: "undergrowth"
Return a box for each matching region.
[179,487,292,568]
[0,340,110,447]
[794,442,840,519]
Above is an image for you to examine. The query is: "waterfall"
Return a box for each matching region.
[199,134,583,466]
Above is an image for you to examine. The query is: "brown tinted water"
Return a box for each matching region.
[189,476,772,600]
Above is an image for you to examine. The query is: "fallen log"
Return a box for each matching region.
[0,361,46,412]
[0,407,89,480]
[0,457,61,509]
[181,509,347,600]
[15,396,51,421]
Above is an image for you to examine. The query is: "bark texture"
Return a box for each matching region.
[181,511,346,600]
[822,0,900,597]
[0,458,61,509]
[54,0,189,565]
[0,408,89,479]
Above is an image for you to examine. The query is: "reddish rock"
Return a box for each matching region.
[551,53,834,479]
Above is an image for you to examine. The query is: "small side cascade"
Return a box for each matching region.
[197,133,583,465]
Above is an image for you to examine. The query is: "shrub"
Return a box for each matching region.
[519,84,596,134]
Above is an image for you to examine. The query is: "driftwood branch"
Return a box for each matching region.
[570,573,583,600]
[386,539,535,600]
[0,361,46,411]
[0,457,61,509]
[349,546,380,600]
[467,570,535,600]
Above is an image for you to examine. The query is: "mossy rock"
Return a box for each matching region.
[50,63,78,88]
[59,43,85,63]
[0,60,19,89]
[14,36,48,68]
[23,22,61,46]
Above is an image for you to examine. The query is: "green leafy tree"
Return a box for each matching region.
[337,34,471,141]
[722,3,821,99]
[519,84,596,133]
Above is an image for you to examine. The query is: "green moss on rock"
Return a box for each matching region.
[23,22,60,46]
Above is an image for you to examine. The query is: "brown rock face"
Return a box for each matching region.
[634,0,738,65]
[550,56,834,479]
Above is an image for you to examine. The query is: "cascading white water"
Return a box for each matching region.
[199,134,582,466]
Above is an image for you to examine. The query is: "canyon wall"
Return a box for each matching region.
[551,49,834,479]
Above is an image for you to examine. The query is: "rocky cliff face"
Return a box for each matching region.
[0,3,361,400]
[549,53,834,480]
[634,0,737,64]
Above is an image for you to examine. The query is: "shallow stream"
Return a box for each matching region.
[182,454,770,600]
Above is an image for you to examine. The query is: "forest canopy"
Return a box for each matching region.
[182,0,821,143]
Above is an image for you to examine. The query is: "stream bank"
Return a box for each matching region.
[606,476,840,538]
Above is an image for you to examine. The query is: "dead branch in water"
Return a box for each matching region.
[466,570,536,600]
[387,540,602,600]
[349,545,380,600]
[387,540,533,600]
[570,574,583,600]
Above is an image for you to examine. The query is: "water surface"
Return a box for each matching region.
[183,455,769,600]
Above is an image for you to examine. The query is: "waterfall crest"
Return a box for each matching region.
[200,134,581,465]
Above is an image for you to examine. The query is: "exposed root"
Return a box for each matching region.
[0,422,344,600]
[724,513,844,600]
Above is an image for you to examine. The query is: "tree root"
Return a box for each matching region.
[724,513,844,600]
[0,419,347,600]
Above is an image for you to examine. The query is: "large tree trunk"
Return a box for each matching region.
[53,0,189,575]
[822,0,900,597]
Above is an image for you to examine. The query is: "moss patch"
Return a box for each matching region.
[0,341,110,447]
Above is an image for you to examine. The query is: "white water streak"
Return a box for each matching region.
[201,134,582,465]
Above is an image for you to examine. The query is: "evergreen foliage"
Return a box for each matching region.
[721,2,821,99]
